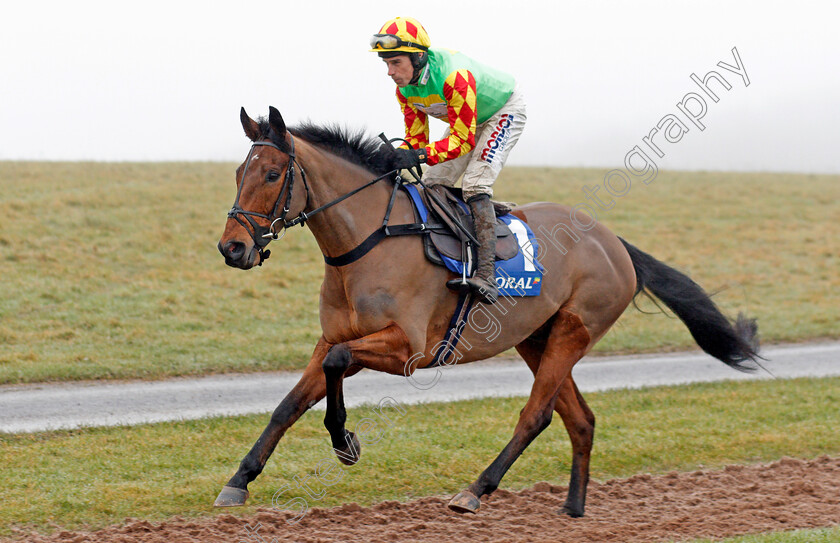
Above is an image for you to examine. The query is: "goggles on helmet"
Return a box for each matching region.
[369,33,429,51]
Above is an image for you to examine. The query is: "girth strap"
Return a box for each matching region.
[426,290,475,368]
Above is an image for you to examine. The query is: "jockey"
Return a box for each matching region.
[370,16,527,305]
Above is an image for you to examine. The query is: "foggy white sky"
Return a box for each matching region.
[1,1,838,173]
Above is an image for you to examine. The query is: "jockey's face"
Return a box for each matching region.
[382,55,414,87]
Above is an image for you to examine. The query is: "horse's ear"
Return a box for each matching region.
[268,106,286,137]
[240,107,260,142]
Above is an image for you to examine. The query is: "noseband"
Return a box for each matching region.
[226,135,309,264]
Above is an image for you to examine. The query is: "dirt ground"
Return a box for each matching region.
[11,456,840,543]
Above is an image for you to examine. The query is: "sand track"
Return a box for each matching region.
[10,456,840,543]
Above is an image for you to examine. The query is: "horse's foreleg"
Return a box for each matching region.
[322,343,361,465]
[322,324,413,466]
[214,338,331,507]
[449,311,591,514]
[516,339,596,517]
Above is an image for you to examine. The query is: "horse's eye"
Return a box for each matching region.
[266,170,281,183]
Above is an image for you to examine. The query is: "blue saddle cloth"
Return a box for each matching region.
[402,184,544,297]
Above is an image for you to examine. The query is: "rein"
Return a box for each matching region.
[228,134,409,266]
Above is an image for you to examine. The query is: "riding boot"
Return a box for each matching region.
[446,194,499,304]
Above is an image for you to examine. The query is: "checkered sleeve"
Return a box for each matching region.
[397,88,429,151]
[426,69,477,165]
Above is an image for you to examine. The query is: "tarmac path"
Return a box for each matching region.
[1,341,837,433]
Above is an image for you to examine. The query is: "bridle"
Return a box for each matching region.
[228,133,406,266]
[226,135,310,265]
[229,131,471,270]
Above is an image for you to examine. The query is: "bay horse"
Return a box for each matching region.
[215,106,759,516]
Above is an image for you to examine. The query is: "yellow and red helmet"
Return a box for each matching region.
[369,16,431,54]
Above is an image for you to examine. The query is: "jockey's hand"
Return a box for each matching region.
[392,147,427,170]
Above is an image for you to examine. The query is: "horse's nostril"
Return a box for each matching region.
[221,241,246,260]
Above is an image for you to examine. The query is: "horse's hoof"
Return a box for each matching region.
[335,431,361,466]
[561,504,584,518]
[213,485,249,507]
[448,490,480,514]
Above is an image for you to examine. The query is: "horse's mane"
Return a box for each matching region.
[257,118,395,176]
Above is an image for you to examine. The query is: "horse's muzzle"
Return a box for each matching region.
[218,240,258,269]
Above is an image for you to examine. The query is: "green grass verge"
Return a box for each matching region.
[0,162,837,383]
[683,526,840,542]
[1,377,838,537]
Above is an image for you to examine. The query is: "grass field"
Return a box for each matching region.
[0,377,837,537]
[0,162,837,384]
[684,527,840,542]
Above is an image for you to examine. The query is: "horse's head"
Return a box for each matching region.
[218,107,308,269]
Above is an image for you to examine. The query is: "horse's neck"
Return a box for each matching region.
[300,146,398,260]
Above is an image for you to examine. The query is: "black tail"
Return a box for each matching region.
[619,237,760,372]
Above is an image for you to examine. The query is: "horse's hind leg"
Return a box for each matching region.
[556,378,595,517]
[515,339,595,517]
[449,310,591,514]
[214,338,330,507]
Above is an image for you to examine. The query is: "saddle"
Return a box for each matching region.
[419,185,519,268]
